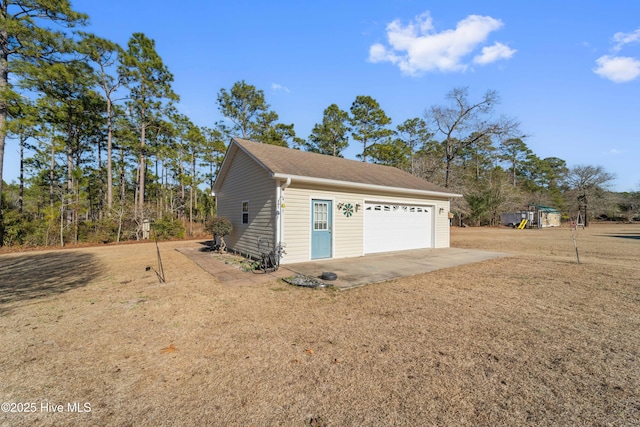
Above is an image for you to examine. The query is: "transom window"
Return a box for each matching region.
[313,202,328,230]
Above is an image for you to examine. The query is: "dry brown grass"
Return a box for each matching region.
[0,224,639,426]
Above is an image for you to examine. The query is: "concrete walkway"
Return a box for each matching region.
[178,244,508,290]
[285,248,509,290]
[175,246,292,286]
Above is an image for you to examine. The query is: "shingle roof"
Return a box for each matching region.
[226,138,457,196]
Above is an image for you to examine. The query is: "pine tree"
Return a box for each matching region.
[307,104,350,156]
[349,96,393,162]
[120,33,178,222]
[79,33,124,211]
[0,0,87,245]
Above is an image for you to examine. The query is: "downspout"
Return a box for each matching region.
[281,177,291,191]
[277,177,291,259]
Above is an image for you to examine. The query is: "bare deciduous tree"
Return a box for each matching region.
[425,87,520,187]
[565,164,615,226]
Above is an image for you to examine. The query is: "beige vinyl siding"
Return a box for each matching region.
[281,185,362,264]
[216,149,276,258]
[280,183,452,264]
[433,199,451,248]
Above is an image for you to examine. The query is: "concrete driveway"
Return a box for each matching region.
[284,248,509,290]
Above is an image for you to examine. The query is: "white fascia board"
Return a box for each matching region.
[271,173,462,199]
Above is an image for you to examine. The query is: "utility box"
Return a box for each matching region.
[143,219,150,239]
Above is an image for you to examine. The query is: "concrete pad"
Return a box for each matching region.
[284,248,509,290]
[177,244,508,290]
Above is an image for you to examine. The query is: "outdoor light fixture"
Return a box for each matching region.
[439,208,445,214]
[356,204,361,212]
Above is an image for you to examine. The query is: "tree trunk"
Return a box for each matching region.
[444,138,453,188]
[584,204,589,227]
[209,162,214,195]
[74,179,79,244]
[179,149,185,204]
[106,97,113,211]
[66,105,75,232]
[119,146,125,202]
[189,152,195,236]
[189,184,193,236]
[0,17,8,246]
[361,138,367,162]
[138,121,146,216]
[155,158,160,213]
[444,157,452,188]
[134,163,140,239]
[50,133,55,208]
[19,133,24,214]
[161,162,166,218]
[66,138,73,229]
[60,201,64,248]
[97,133,103,219]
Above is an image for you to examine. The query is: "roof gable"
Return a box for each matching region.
[214,138,459,197]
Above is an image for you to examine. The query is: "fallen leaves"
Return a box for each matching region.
[160,344,177,354]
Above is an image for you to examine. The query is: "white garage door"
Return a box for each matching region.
[364,202,433,254]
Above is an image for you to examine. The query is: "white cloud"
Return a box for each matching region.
[271,83,290,93]
[609,148,625,155]
[368,12,514,75]
[595,28,640,83]
[473,42,517,65]
[613,28,640,52]
[594,55,640,83]
[369,43,400,64]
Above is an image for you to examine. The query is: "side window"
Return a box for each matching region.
[242,201,249,224]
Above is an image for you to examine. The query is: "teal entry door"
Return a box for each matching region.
[311,200,332,259]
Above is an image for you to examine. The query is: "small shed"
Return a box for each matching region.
[213,138,461,264]
[531,205,561,228]
[500,205,561,228]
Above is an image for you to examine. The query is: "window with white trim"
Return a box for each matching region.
[242,201,249,224]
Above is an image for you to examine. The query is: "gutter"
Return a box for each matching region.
[271,173,462,199]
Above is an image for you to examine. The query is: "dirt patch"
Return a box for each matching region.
[0,224,639,426]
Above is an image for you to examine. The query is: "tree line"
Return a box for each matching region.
[1,1,638,247]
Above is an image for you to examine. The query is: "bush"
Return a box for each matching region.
[205,216,233,251]
[80,218,120,243]
[205,216,233,238]
[153,217,185,240]
[3,210,31,246]
[2,211,50,247]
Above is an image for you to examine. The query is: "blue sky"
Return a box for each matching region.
[6,0,640,191]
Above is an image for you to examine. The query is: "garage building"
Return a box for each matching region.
[213,138,461,264]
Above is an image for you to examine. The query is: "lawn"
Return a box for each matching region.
[0,224,639,426]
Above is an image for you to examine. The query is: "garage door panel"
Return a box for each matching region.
[364,203,432,254]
